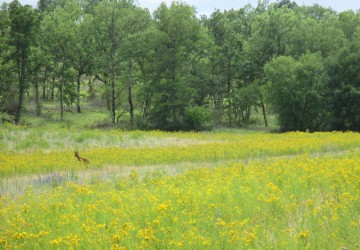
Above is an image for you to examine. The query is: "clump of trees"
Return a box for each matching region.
[0,0,359,131]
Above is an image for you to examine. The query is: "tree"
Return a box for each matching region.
[92,0,136,126]
[148,2,205,130]
[28,46,44,116]
[204,9,245,126]
[265,53,327,131]
[126,24,164,128]
[286,7,345,58]
[275,0,297,9]
[37,0,68,12]
[40,0,79,121]
[73,13,96,113]
[326,38,360,131]
[0,3,15,120]
[8,0,37,124]
[120,6,152,127]
[239,5,297,128]
[338,10,360,40]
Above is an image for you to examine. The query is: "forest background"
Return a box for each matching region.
[1,0,360,132]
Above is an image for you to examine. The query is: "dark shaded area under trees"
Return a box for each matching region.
[1,0,360,131]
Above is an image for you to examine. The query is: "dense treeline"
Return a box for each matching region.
[0,0,359,131]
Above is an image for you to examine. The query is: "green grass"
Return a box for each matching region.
[1,151,359,249]
[1,103,359,249]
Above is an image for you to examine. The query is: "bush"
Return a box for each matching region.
[184,106,212,131]
[0,112,15,124]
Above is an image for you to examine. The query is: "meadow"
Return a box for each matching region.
[0,125,360,249]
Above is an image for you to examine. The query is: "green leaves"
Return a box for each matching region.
[326,40,360,131]
[265,53,327,131]
[1,0,360,131]
[147,2,207,131]
[7,1,38,124]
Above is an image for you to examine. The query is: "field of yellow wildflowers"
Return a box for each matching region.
[0,126,360,249]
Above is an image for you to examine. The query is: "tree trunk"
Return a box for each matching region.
[127,58,134,126]
[111,60,116,126]
[51,77,55,100]
[35,76,41,116]
[14,78,25,125]
[213,77,223,128]
[42,67,48,100]
[60,82,64,121]
[60,49,66,122]
[14,56,26,125]
[76,73,82,113]
[88,76,95,100]
[261,102,268,128]
[51,57,58,101]
[139,63,150,121]
[142,93,151,120]
[42,85,46,100]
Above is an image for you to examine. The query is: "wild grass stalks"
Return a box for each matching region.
[1,153,359,249]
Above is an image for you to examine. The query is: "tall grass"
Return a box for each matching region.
[1,128,359,176]
[0,128,359,249]
[1,153,359,249]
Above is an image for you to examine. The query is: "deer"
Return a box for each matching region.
[74,151,89,163]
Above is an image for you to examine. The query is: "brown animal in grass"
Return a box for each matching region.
[74,151,89,163]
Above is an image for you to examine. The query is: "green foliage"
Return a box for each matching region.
[184,106,211,131]
[286,14,345,57]
[7,1,38,124]
[326,40,360,131]
[146,2,206,131]
[265,53,327,131]
[0,112,14,124]
[0,0,360,131]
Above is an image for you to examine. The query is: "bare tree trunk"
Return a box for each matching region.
[111,60,116,127]
[142,93,151,119]
[213,77,223,128]
[60,49,66,122]
[15,80,25,124]
[107,13,118,127]
[51,78,55,100]
[42,67,48,100]
[87,76,95,100]
[261,102,268,128]
[76,73,82,113]
[14,57,26,125]
[35,76,41,116]
[51,57,58,101]
[42,85,46,100]
[127,58,134,126]
[60,83,64,121]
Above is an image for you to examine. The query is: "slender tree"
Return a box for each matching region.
[92,0,135,126]
[120,6,152,126]
[73,13,96,113]
[8,0,37,124]
[0,3,15,119]
[40,0,79,121]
